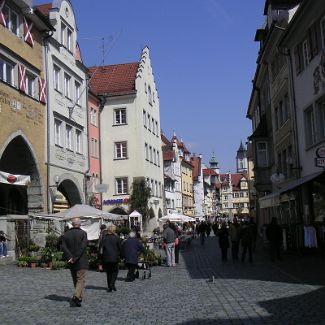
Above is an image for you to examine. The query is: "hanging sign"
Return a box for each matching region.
[0,170,31,186]
[315,146,325,167]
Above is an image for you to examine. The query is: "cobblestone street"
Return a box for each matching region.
[1,236,325,325]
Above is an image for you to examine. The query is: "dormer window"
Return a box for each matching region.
[61,21,73,53]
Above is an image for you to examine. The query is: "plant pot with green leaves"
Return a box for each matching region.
[27,256,38,268]
[17,256,28,268]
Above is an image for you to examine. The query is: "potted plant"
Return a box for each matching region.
[17,256,28,268]
[28,256,38,268]
[29,242,40,257]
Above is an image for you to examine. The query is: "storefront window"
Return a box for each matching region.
[312,181,325,222]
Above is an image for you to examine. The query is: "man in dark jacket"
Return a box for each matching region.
[62,218,88,307]
[98,225,121,292]
[122,231,144,282]
[163,222,176,267]
[266,217,283,261]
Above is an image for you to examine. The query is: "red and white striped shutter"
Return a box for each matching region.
[23,17,34,46]
[18,64,26,92]
[0,0,6,27]
[38,77,46,104]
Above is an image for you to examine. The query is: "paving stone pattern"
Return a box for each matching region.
[0,236,325,325]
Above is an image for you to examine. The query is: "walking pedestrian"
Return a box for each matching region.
[98,225,121,292]
[229,217,240,261]
[266,217,283,262]
[163,222,176,267]
[197,221,206,246]
[0,230,9,258]
[239,220,254,263]
[61,218,88,307]
[122,231,144,282]
[218,221,229,261]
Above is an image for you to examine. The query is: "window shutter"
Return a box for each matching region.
[18,64,26,92]
[38,77,46,104]
[0,0,6,27]
[23,17,34,46]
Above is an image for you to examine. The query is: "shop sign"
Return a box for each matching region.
[103,198,129,205]
[315,158,325,167]
[315,146,325,167]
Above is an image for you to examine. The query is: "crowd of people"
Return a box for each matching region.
[59,216,283,307]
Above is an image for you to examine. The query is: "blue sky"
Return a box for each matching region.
[36,0,265,172]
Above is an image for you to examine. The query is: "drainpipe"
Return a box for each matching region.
[84,76,90,204]
[43,31,53,213]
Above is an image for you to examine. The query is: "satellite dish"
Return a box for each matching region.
[270,172,285,183]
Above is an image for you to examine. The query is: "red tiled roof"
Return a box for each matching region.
[161,133,171,147]
[203,169,218,177]
[35,3,52,16]
[88,63,139,96]
[163,150,174,161]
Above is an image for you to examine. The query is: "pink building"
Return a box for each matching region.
[87,90,102,208]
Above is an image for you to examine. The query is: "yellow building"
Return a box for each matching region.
[181,159,194,216]
[0,1,52,218]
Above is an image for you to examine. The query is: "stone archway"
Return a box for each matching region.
[56,179,82,208]
[0,135,42,215]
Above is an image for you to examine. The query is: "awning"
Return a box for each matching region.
[280,171,324,194]
[259,192,281,209]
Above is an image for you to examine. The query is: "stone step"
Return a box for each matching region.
[0,256,16,266]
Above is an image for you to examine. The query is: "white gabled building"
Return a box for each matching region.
[89,47,164,232]
[37,0,89,212]
[191,154,204,218]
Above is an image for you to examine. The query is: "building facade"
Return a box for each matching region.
[191,154,204,218]
[38,0,89,212]
[89,47,164,232]
[0,0,52,254]
[87,90,102,209]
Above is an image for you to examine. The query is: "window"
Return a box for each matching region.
[65,125,73,150]
[317,96,325,140]
[114,108,126,125]
[224,196,228,201]
[321,17,325,48]
[302,39,310,68]
[149,146,152,162]
[304,106,316,147]
[67,29,72,52]
[76,130,82,154]
[294,43,304,75]
[53,65,61,91]
[148,85,152,105]
[25,72,36,98]
[151,179,154,195]
[145,143,149,160]
[256,141,268,167]
[90,138,98,158]
[152,118,155,134]
[143,110,147,127]
[115,177,128,194]
[155,181,158,197]
[54,119,62,146]
[3,5,19,36]
[157,151,160,167]
[90,108,97,126]
[75,81,81,105]
[153,148,156,165]
[240,192,244,198]
[0,57,14,85]
[148,114,151,131]
[64,73,71,98]
[155,121,158,136]
[61,23,66,46]
[115,142,127,159]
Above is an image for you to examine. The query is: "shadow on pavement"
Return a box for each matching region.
[181,236,325,286]
[44,294,71,302]
[85,285,107,291]
[176,287,325,324]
